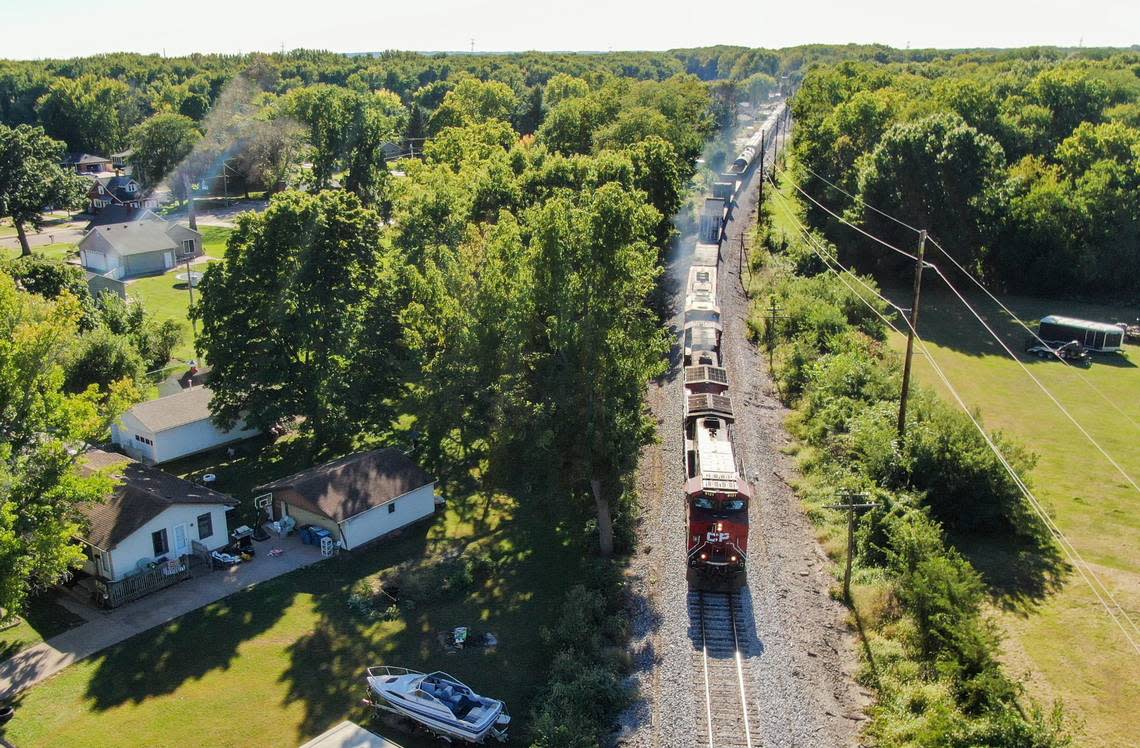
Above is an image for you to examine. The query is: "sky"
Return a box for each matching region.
[1,0,1137,59]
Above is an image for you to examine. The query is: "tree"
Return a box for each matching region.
[35,75,137,155]
[344,104,398,211]
[529,184,668,556]
[129,112,201,192]
[544,74,590,108]
[64,327,145,394]
[427,78,518,134]
[195,190,403,450]
[0,124,88,256]
[855,113,1006,274]
[0,273,134,617]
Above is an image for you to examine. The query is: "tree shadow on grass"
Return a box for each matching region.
[279,459,597,745]
[82,574,299,710]
[949,530,1070,616]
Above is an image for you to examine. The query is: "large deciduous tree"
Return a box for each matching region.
[0,124,88,256]
[194,190,403,451]
[129,112,201,192]
[35,75,137,156]
[529,183,668,556]
[0,273,134,617]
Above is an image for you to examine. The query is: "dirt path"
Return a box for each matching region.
[619,121,868,747]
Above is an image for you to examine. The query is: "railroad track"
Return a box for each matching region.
[690,590,755,748]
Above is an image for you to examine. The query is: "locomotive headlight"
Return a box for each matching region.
[730,555,737,562]
[700,553,707,560]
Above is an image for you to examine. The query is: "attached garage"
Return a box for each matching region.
[255,448,437,551]
[122,249,173,276]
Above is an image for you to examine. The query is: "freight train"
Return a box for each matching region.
[685,103,784,588]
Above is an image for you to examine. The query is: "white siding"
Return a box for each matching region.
[112,412,259,464]
[339,484,436,550]
[81,249,109,273]
[104,503,232,581]
[111,411,158,462]
[151,417,260,464]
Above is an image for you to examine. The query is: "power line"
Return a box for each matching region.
[931,266,1140,499]
[765,175,1140,653]
[797,162,923,234]
[782,172,1140,498]
[925,236,1140,434]
[782,173,919,262]
[788,161,1140,434]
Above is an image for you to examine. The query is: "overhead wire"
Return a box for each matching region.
[779,169,1140,499]
[791,162,1140,434]
[764,173,1140,653]
[925,235,1140,434]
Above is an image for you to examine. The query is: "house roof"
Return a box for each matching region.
[85,206,161,229]
[85,221,179,256]
[255,448,433,524]
[65,152,111,165]
[78,449,237,551]
[125,385,216,433]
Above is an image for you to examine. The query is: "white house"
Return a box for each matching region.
[79,219,202,280]
[112,386,260,464]
[76,449,237,582]
[255,448,437,551]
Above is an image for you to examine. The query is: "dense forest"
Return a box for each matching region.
[790,51,1140,297]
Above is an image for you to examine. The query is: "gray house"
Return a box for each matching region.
[79,220,203,280]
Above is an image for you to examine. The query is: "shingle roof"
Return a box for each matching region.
[65,152,111,165]
[255,448,434,523]
[78,449,236,551]
[86,206,161,229]
[88,221,178,256]
[125,386,215,433]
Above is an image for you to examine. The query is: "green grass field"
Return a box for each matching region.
[2,442,585,747]
[882,286,1140,748]
[1,242,79,263]
[124,225,232,363]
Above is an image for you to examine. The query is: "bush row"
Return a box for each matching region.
[749,207,1072,746]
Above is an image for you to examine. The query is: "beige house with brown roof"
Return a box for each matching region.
[111,386,260,464]
[77,450,237,583]
[255,449,437,551]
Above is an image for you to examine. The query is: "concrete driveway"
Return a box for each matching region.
[0,533,326,699]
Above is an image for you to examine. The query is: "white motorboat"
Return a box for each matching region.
[364,666,510,743]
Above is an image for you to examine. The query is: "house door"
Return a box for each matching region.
[173,523,191,557]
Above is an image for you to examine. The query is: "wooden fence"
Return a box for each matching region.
[93,556,192,609]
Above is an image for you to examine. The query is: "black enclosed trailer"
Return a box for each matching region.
[1038,315,1125,353]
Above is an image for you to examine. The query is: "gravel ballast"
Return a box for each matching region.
[618,119,869,747]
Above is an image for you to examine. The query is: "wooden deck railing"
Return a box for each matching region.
[93,556,192,609]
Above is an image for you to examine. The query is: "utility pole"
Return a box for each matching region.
[824,490,875,602]
[896,229,929,440]
[771,118,781,177]
[184,254,199,357]
[765,297,785,368]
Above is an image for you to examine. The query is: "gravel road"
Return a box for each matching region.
[618,115,869,748]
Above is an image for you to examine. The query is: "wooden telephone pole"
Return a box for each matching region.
[825,490,875,602]
[896,229,928,440]
[757,131,766,212]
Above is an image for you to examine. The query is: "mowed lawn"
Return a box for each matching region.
[125,225,232,363]
[883,284,1140,748]
[2,472,584,747]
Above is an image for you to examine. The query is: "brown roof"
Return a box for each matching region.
[255,448,433,524]
[78,449,237,550]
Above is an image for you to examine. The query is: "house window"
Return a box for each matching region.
[151,528,169,556]
[197,512,213,540]
[388,502,396,514]
[125,182,137,193]
[181,239,195,255]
